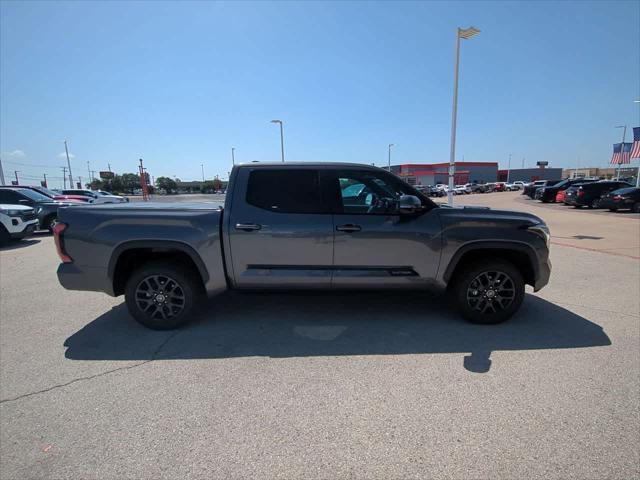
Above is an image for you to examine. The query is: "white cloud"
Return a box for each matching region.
[58,152,75,159]
[3,149,26,157]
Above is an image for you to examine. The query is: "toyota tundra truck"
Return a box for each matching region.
[55,163,551,329]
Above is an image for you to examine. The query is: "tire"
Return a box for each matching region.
[44,214,57,233]
[0,225,10,247]
[452,259,525,324]
[632,202,640,213]
[589,198,600,209]
[124,260,203,330]
[608,208,618,212]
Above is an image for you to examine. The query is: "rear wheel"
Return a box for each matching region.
[452,259,525,324]
[632,202,640,213]
[124,261,203,330]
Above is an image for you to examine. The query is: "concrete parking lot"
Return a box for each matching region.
[1,192,639,479]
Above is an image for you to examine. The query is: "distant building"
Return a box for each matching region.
[390,162,498,185]
[561,167,637,180]
[498,167,562,182]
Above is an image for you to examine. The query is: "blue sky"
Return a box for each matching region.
[1,0,639,187]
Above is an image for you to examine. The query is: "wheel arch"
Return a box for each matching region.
[443,241,538,288]
[108,240,209,296]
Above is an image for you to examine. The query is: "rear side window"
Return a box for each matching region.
[246,169,325,214]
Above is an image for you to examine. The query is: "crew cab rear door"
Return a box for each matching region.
[325,169,441,288]
[226,167,334,288]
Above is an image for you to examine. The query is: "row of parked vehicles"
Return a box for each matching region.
[522,178,640,212]
[416,181,525,197]
[0,186,128,246]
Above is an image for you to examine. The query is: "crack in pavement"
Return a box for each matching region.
[0,330,182,405]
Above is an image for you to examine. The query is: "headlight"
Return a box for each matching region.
[1,209,26,216]
[528,224,550,247]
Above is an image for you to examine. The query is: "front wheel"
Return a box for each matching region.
[632,202,640,213]
[452,259,525,324]
[44,214,57,233]
[124,261,203,330]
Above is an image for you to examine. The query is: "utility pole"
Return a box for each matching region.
[231,147,235,166]
[78,176,82,189]
[61,167,67,189]
[507,153,512,183]
[270,120,285,162]
[14,170,20,184]
[388,143,395,171]
[64,140,74,188]
[138,158,149,201]
[43,173,47,188]
[108,163,112,173]
[0,157,5,185]
[201,163,205,182]
[87,161,92,182]
[521,157,525,169]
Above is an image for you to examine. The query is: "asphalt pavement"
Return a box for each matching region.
[1,192,638,479]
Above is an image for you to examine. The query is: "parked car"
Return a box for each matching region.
[536,178,598,203]
[0,204,39,246]
[493,182,506,192]
[61,189,128,203]
[56,162,551,330]
[599,187,640,213]
[564,181,632,208]
[454,184,471,195]
[504,183,519,191]
[466,183,489,193]
[524,180,562,199]
[0,187,75,232]
[512,181,527,190]
[0,185,90,204]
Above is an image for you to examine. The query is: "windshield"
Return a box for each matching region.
[97,191,113,196]
[16,188,52,202]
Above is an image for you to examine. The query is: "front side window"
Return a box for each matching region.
[246,169,325,214]
[336,170,424,215]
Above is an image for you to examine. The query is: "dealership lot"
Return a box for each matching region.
[1,192,638,479]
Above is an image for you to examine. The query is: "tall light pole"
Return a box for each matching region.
[270,120,285,162]
[448,26,480,206]
[0,157,5,185]
[87,161,92,183]
[614,125,626,180]
[231,147,236,166]
[201,163,205,182]
[507,153,512,183]
[388,143,395,171]
[64,140,74,189]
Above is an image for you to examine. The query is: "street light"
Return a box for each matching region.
[388,144,395,171]
[231,147,235,166]
[614,125,626,180]
[270,120,285,162]
[201,163,205,182]
[448,26,480,206]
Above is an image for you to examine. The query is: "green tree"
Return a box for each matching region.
[120,173,141,194]
[156,176,177,194]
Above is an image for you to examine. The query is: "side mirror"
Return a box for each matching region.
[398,195,422,214]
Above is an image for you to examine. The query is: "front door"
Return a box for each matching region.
[227,167,334,288]
[327,169,441,288]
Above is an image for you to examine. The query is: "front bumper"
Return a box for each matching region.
[9,221,38,239]
[534,255,552,292]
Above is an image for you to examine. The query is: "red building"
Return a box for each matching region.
[391,162,498,185]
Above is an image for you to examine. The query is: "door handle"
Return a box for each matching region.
[235,223,262,231]
[336,224,362,233]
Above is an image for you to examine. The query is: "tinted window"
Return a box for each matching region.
[0,190,21,203]
[246,169,325,214]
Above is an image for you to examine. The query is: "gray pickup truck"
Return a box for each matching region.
[55,162,551,329]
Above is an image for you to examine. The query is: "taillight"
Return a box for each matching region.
[53,222,72,263]
[613,195,622,200]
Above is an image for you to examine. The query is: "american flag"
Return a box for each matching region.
[611,142,632,164]
[631,127,640,159]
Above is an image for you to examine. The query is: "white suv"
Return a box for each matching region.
[0,204,39,246]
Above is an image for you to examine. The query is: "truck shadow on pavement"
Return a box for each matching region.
[64,292,611,373]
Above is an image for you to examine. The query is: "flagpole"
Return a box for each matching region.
[617,126,626,180]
